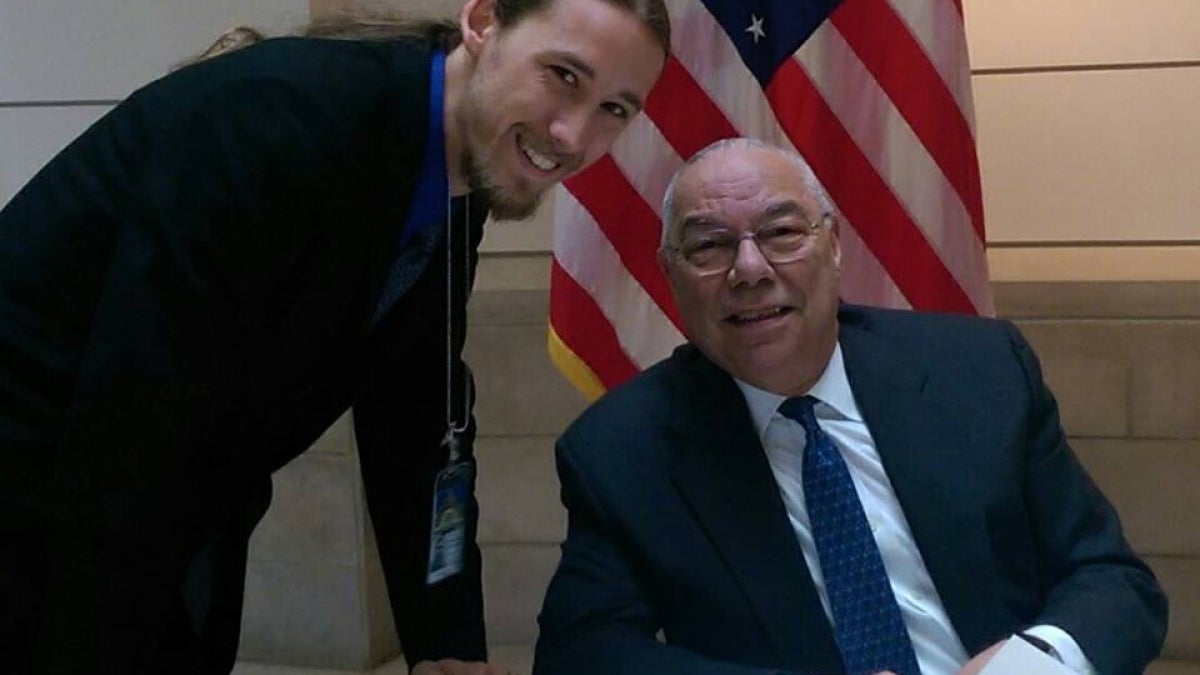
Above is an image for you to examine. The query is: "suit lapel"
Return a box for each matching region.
[839,318,1004,655]
[666,350,842,670]
[366,43,438,326]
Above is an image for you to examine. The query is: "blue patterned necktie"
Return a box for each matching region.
[778,396,920,675]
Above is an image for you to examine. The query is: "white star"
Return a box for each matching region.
[745,14,766,44]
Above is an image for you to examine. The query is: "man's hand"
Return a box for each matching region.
[411,659,519,675]
[956,640,1006,675]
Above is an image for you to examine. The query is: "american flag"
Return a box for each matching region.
[548,0,993,400]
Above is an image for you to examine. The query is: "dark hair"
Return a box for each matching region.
[493,0,670,56]
[304,13,464,51]
[304,0,670,55]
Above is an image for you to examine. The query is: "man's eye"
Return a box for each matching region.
[601,102,629,119]
[762,224,800,237]
[551,65,578,87]
[759,224,808,242]
[685,237,731,254]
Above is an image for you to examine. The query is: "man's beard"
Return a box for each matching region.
[461,147,545,221]
[455,82,551,222]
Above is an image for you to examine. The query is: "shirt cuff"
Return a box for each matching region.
[1024,624,1098,675]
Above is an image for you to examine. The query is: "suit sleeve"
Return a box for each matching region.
[34,80,338,671]
[535,436,804,675]
[1004,322,1168,674]
[351,255,486,665]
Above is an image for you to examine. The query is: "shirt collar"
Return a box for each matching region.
[734,341,863,440]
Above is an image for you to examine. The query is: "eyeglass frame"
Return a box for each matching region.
[662,211,836,277]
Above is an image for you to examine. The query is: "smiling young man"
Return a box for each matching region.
[534,139,1166,675]
[447,0,663,220]
[0,1,667,673]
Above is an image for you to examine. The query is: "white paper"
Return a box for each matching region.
[978,636,1077,675]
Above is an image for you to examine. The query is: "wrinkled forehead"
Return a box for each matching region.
[671,148,821,231]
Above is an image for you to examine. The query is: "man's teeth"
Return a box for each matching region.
[732,308,785,322]
[521,141,560,171]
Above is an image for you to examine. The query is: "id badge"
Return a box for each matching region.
[426,459,473,585]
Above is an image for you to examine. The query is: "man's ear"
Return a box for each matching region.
[460,0,499,58]
[657,246,675,279]
[828,215,842,273]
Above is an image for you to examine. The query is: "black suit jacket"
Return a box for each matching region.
[0,37,486,672]
[535,305,1167,675]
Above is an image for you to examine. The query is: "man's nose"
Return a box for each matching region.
[548,106,591,156]
[727,237,774,286]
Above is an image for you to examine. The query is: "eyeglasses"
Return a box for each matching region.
[664,212,834,276]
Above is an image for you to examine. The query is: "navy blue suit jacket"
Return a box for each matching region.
[535,305,1166,675]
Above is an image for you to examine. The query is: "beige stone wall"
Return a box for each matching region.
[467,291,585,651]
[964,0,1200,282]
[239,414,399,668]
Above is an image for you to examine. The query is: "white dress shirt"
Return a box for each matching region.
[734,343,1096,674]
